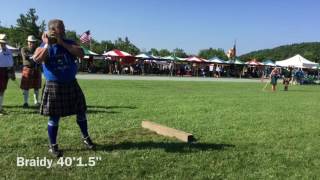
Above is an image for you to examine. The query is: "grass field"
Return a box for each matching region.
[1,79,320,179]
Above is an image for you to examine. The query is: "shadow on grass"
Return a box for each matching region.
[283,89,320,92]
[2,105,136,114]
[87,105,137,110]
[86,105,137,114]
[2,105,40,114]
[3,105,40,110]
[92,128,234,153]
[96,142,235,153]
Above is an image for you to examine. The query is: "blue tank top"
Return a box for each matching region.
[41,39,79,83]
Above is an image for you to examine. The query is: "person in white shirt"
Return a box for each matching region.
[0,34,15,115]
[215,65,221,78]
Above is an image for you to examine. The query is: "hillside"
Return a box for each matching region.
[239,42,320,63]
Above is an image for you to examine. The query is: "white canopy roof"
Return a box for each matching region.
[185,56,208,62]
[135,53,152,59]
[225,59,244,65]
[103,49,132,57]
[208,57,226,64]
[276,54,318,68]
[6,45,18,50]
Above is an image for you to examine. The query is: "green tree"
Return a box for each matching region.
[239,42,320,63]
[158,49,171,57]
[102,40,115,52]
[114,37,140,55]
[198,48,228,60]
[65,30,79,43]
[148,48,159,56]
[15,8,46,47]
[172,48,187,57]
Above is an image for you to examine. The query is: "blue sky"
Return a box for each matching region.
[1,0,319,55]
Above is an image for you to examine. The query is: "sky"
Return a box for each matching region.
[1,0,319,55]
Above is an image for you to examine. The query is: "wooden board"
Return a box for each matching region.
[141,121,195,143]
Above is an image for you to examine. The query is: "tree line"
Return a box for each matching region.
[0,8,231,60]
[239,42,320,63]
[1,8,319,63]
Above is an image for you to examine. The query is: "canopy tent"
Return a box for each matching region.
[82,47,99,56]
[185,56,208,63]
[161,55,175,61]
[208,57,227,64]
[245,59,263,66]
[151,55,165,61]
[6,44,19,57]
[162,55,185,62]
[135,53,154,59]
[275,54,318,68]
[139,54,165,63]
[262,59,276,66]
[103,49,132,57]
[226,59,244,65]
[6,44,19,51]
[82,47,100,59]
[312,64,320,70]
[177,57,187,61]
[103,49,135,64]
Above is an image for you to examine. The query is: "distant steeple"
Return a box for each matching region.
[226,39,237,60]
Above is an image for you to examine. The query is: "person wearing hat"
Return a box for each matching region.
[32,19,95,157]
[0,34,15,115]
[20,35,42,108]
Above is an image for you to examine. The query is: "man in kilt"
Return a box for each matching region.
[20,35,42,108]
[33,19,95,157]
[0,34,16,115]
[282,67,292,91]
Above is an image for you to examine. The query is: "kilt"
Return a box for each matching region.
[20,67,42,90]
[283,77,291,85]
[40,80,87,117]
[270,76,278,85]
[0,68,9,92]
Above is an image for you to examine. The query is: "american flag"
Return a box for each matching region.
[80,30,91,44]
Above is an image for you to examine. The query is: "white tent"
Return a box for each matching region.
[6,45,18,50]
[276,54,318,68]
[226,59,244,65]
[185,56,208,63]
[6,45,19,57]
[135,53,153,59]
[208,57,226,64]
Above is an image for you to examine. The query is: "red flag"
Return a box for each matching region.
[80,30,91,44]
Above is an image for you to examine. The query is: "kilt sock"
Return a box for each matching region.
[48,116,60,145]
[0,96,3,111]
[23,90,29,104]
[34,89,39,104]
[76,113,89,138]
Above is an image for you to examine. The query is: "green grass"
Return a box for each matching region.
[1,79,320,179]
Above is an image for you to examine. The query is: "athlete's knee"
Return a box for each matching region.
[48,116,60,126]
